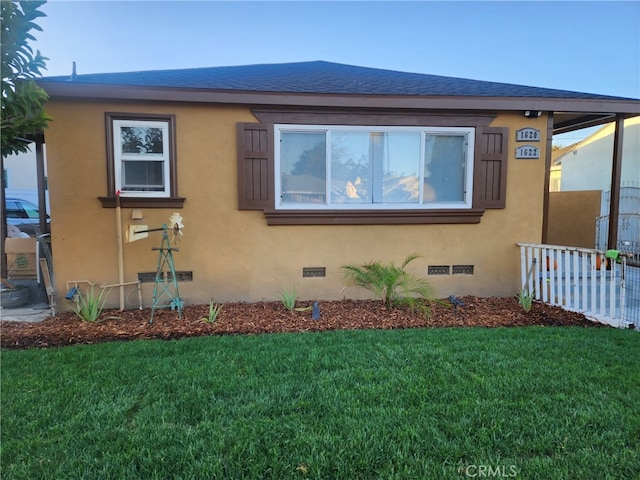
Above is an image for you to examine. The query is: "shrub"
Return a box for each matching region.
[517,289,534,313]
[74,285,109,322]
[342,253,436,315]
[278,286,298,311]
[202,300,223,323]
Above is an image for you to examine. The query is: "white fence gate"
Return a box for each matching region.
[517,243,636,329]
[597,187,640,261]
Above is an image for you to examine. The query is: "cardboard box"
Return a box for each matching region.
[5,238,37,279]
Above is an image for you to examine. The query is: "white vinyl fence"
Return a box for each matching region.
[517,243,637,329]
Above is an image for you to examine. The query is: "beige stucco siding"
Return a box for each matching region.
[44,101,547,309]
[547,190,601,248]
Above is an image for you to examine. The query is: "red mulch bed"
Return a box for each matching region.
[1,296,605,350]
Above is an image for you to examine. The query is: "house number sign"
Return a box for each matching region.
[516,128,540,142]
[516,145,540,159]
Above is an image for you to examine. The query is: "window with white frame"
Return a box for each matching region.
[275,125,475,209]
[111,118,171,197]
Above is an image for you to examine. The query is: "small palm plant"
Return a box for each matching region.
[342,253,436,316]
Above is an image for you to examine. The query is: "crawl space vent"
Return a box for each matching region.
[428,265,450,276]
[452,265,474,275]
[138,271,193,283]
[303,267,326,278]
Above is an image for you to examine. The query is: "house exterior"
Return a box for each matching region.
[33,61,640,310]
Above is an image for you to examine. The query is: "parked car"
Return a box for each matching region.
[6,197,50,236]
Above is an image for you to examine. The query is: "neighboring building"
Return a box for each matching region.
[34,61,640,309]
[550,118,639,253]
[3,146,49,208]
[552,117,640,192]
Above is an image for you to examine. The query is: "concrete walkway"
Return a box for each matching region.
[1,303,52,322]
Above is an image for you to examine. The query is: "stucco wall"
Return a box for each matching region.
[43,101,548,309]
[547,191,601,248]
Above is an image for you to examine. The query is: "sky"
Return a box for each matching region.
[31,0,640,146]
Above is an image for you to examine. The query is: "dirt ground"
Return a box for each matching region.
[0,296,605,350]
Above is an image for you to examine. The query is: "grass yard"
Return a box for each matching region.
[2,327,639,479]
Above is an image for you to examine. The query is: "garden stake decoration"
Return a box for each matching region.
[135,213,185,323]
[448,295,465,309]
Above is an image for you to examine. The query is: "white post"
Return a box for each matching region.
[609,260,617,321]
[563,249,571,308]
[556,248,564,306]
[116,191,125,311]
[590,252,598,314]
[620,257,627,328]
[533,247,541,300]
[520,245,527,292]
[598,255,606,318]
[572,251,579,310]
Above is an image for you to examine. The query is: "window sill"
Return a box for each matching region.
[99,196,186,208]
[263,208,485,225]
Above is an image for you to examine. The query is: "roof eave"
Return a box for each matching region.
[38,81,640,117]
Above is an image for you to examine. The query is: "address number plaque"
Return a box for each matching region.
[516,128,540,142]
[515,145,540,159]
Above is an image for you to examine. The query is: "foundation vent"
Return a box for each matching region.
[138,271,193,283]
[428,265,450,276]
[168,271,193,282]
[137,272,156,283]
[452,265,474,275]
[303,267,326,278]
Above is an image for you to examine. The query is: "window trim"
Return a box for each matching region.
[274,124,475,211]
[263,207,487,225]
[101,113,184,208]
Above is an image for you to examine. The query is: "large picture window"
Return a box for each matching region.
[275,125,475,210]
[238,119,507,225]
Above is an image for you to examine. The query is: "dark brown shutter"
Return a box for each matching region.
[237,122,273,210]
[473,127,508,209]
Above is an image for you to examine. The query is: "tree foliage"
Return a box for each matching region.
[1,0,50,158]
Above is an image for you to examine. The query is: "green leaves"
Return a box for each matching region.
[202,300,223,323]
[73,285,109,322]
[278,285,298,311]
[517,290,534,313]
[342,253,436,315]
[1,0,50,157]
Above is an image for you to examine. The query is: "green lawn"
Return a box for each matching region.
[2,327,639,479]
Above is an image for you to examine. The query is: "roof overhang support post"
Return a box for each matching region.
[542,113,554,244]
[34,134,49,235]
[607,115,624,251]
[0,154,6,279]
